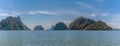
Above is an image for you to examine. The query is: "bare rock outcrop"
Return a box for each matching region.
[69,16,112,30]
[0,16,29,30]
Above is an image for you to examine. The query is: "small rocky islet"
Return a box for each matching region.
[53,22,68,30]
[34,25,44,30]
[0,16,112,30]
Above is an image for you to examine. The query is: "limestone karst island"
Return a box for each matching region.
[0,16,112,30]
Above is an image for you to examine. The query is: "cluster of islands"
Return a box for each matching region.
[0,16,112,30]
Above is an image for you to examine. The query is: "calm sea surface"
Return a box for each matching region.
[0,30,120,46]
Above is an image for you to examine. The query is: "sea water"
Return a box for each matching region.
[0,30,120,46]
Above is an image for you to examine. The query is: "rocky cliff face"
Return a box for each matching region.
[54,22,68,30]
[84,21,112,30]
[33,25,44,30]
[69,16,112,30]
[0,16,29,30]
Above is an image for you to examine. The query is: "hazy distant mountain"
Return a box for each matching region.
[50,25,55,30]
[47,25,55,30]
[69,16,112,30]
[54,22,68,30]
[0,16,29,30]
[33,25,44,30]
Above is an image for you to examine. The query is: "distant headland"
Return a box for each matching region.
[0,16,112,30]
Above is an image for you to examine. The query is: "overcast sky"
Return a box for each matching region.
[0,0,120,29]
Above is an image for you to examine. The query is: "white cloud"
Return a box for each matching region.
[0,10,60,16]
[0,12,20,16]
[0,9,10,16]
[0,12,11,16]
[91,13,97,17]
[28,11,59,15]
[102,13,108,16]
[0,9,17,16]
[90,13,109,17]
[76,1,94,9]
[28,10,85,16]
[0,9,98,18]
